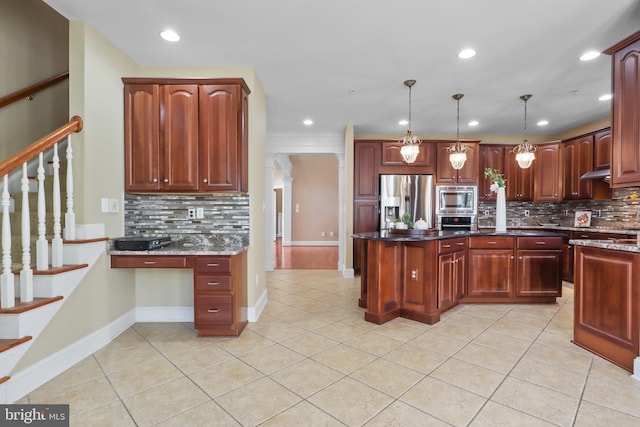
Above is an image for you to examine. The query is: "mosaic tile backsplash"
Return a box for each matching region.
[479,186,640,229]
[124,193,250,242]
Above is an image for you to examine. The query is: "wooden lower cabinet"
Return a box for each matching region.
[194,252,247,336]
[464,236,561,303]
[110,251,247,337]
[574,246,640,372]
[437,238,467,311]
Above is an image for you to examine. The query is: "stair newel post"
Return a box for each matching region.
[64,136,75,241]
[36,152,48,271]
[1,175,15,309]
[51,143,63,268]
[20,163,33,302]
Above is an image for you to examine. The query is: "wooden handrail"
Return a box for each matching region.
[0,116,83,178]
[0,71,69,110]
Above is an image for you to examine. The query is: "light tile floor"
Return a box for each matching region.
[19,270,640,426]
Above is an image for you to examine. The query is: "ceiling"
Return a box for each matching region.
[44,0,640,138]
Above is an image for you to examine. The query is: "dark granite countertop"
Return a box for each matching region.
[353,230,565,242]
[108,234,249,256]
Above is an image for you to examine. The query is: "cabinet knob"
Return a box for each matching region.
[163,178,169,183]
[518,256,523,260]
[153,178,158,183]
[510,256,514,260]
[203,179,208,183]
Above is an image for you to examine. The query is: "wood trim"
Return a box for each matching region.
[62,237,109,245]
[0,71,69,110]
[0,376,10,385]
[604,30,640,55]
[121,77,251,94]
[0,296,63,314]
[0,336,32,354]
[0,116,83,178]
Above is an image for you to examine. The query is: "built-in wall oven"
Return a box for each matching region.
[435,185,478,231]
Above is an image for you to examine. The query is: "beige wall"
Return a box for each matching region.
[16,21,140,370]
[0,0,69,160]
[290,154,339,243]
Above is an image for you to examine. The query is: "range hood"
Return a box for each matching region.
[580,168,611,182]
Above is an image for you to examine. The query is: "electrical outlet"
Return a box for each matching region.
[109,198,119,213]
[101,198,109,213]
[483,210,490,216]
[595,210,601,217]
[196,207,204,219]
[330,231,334,237]
[565,210,569,216]
[321,231,326,237]
[524,210,529,217]
[187,208,196,219]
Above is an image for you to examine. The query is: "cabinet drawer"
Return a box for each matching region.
[438,237,467,254]
[195,257,231,273]
[468,236,513,249]
[195,295,233,324]
[195,275,232,292]
[517,237,562,250]
[571,231,621,241]
[110,255,189,268]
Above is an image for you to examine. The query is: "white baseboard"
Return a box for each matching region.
[4,309,136,403]
[633,357,640,382]
[290,241,339,246]
[135,306,194,322]
[342,268,355,278]
[248,289,268,322]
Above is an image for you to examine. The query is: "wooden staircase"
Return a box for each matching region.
[0,117,106,400]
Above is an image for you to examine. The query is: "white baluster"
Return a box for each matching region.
[36,152,48,270]
[1,175,15,308]
[51,143,63,268]
[20,163,33,302]
[64,136,75,240]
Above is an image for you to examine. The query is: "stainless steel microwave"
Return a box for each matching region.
[435,186,478,215]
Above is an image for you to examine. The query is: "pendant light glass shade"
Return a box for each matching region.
[448,94,467,170]
[512,94,536,169]
[399,80,421,163]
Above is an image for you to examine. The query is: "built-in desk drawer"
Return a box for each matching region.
[195,295,233,325]
[438,237,467,254]
[468,236,513,249]
[194,275,232,292]
[195,257,231,273]
[110,255,189,269]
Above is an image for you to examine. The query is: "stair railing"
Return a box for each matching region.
[0,116,83,309]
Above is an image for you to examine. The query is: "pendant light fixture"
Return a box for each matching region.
[448,93,467,170]
[399,79,421,163]
[512,94,536,169]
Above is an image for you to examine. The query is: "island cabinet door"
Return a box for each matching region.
[401,243,437,315]
[574,246,640,372]
[437,250,465,311]
[515,249,562,296]
[467,249,514,297]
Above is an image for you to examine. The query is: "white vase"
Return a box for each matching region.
[495,186,507,232]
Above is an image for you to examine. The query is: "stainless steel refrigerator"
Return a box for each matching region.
[379,174,434,230]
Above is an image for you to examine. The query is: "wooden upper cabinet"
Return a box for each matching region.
[354,142,380,200]
[534,142,563,201]
[435,142,479,184]
[563,135,593,200]
[123,78,250,193]
[162,85,199,191]
[199,84,246,192]
[606,32,640,187]
[379,142,434,173]
[479,145,504,200]
[504,147,533,201]
[124,84,161,191]
[594,128,611,170]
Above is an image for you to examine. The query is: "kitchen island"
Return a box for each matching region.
[353,230,563,326]
[571,237,640,375]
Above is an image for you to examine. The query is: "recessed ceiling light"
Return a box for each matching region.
[537,120,549,126]
[398,119,408,126]
[579,50,600,61]
[160,29,180,42]
[598,94,612,101]
[458,48,476,59]
[468,120,479,127]
[303,119,313,126]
